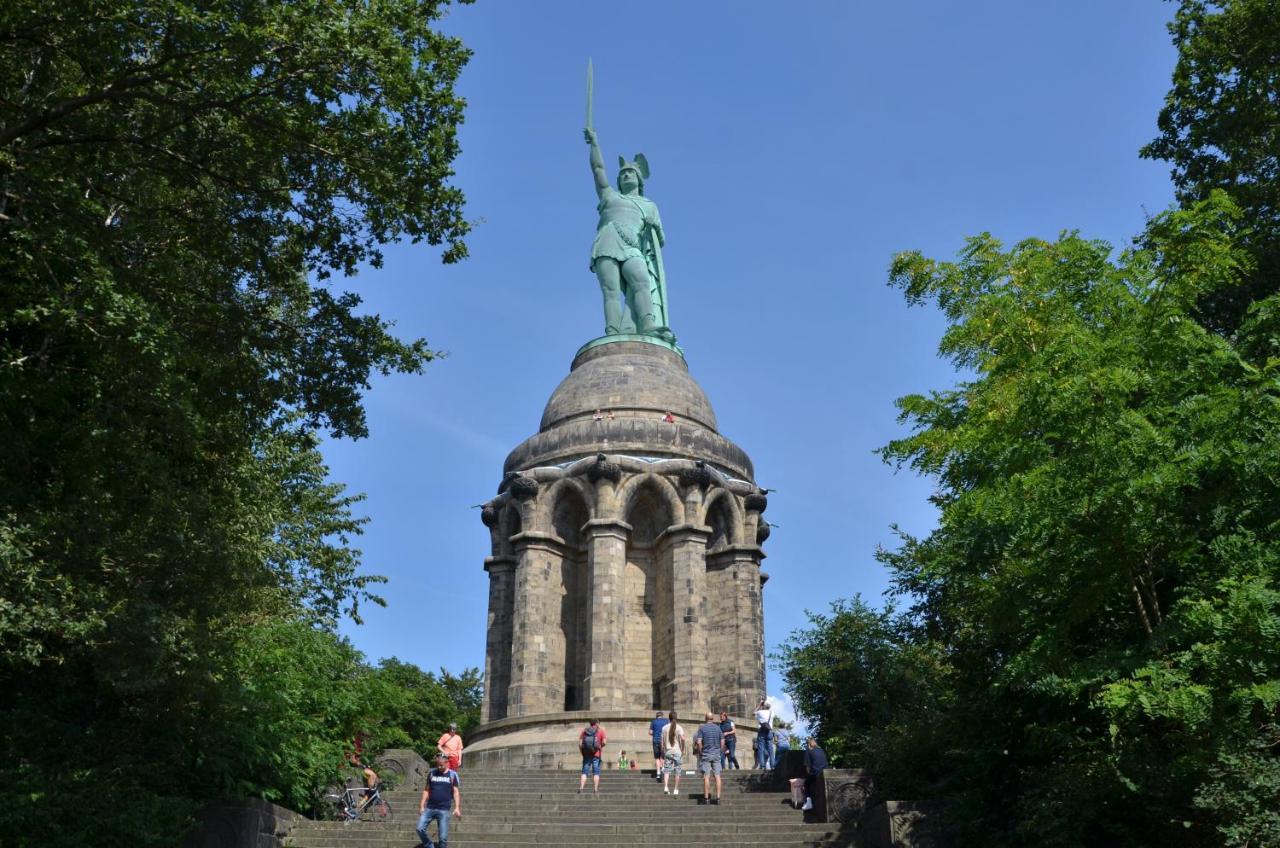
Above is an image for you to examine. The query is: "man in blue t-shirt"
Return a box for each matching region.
[649,711,669,780]
[417,752,461,848]
[693,711,725,805]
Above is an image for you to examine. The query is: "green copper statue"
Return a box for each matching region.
[583,65,674,342]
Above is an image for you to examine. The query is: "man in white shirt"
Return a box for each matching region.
[753,697,773,769]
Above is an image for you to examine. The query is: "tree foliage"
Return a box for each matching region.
[0,1,474,845]
[1142,0,1280,333]
[777,5,1280,844]
[780,195,1280,846]
[775,598,955,796]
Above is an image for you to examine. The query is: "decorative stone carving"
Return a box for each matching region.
[678,460,713,489]
[756,521,771,544]
[480,504,499,527]
[744,492,768,513]
[508,476,539,501]
[825,770,876,823]
[587,453,622,484]
[863,801,950,848]
[498,471,518,494]
[374,748,431,791]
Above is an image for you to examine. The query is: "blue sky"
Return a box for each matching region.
[322,1,1179,726]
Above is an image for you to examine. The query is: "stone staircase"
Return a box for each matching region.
[288,769,857,847]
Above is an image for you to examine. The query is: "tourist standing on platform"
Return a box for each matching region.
[693,712,724,805]
[417,753,461,848]
[660,711,686,796]
[437,722,464,771]
[801,737,829,812]
[649,711,669,780]
[577,719,606,797]
[719,711,739,769]
[753,698,773,769]
[775,727,791,763]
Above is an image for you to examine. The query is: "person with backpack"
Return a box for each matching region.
[577,719,606,798]
[649,710,669,781]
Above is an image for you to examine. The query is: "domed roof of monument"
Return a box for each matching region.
[504,338,753,479]
[539,340,717,432]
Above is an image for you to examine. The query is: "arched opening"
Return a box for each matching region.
[551,486,590,711]
[497,504,522,557]
[624,479,675,709]
[704,493,737,553]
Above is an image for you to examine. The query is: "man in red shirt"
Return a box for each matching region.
[437,722,464,771]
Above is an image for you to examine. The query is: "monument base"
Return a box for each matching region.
[466,710,748,770]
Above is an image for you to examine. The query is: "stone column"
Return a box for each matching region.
[482,555,516,723]
[663,523,711,714]
[727,546,766,715]
[583,518,630,709]
[506,532,561,716]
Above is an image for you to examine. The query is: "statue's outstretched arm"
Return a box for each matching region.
[584,128,608,196]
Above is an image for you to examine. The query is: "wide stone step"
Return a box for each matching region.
[288,834,844,848]
[289,841,846,848]
[294,769,854,848]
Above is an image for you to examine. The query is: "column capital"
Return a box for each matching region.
[583,517,632,539]
[657,523,712,546]
[484,555,517,574]
[510,531,573,557]
[706,544,764,569]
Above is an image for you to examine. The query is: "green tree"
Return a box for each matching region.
[876,194,1280,846]
[364,660,482,757]
[0,1,474,845]
[774,597,954,797]
[1141,0,1280,333]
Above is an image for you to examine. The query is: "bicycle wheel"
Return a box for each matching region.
[320,794,349,824]
[367,797,394,824]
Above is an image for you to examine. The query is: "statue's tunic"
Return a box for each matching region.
[590,187,662,271]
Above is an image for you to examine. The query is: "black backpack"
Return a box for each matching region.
[581,726,599,756]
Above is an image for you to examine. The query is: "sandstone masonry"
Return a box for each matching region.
[467,341,770,768]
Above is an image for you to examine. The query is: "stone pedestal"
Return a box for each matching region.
[474,340,770,763]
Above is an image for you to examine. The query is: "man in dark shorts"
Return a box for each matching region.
[649,711,669,780]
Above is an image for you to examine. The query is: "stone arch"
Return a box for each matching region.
[496,503,522,557]
[702,490,741,553]
[616,472,683,531]
[619,474,678,709]
[545,483,591,711]
[537,477,596,541]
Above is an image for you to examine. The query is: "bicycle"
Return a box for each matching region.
[324,780,394,825]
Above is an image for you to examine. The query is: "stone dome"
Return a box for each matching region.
[539,341,717,432]
[503,340,754,481]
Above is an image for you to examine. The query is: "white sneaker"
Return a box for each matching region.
[673,788,679,795]
[801,798,813,811]
[663,788,669,794]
